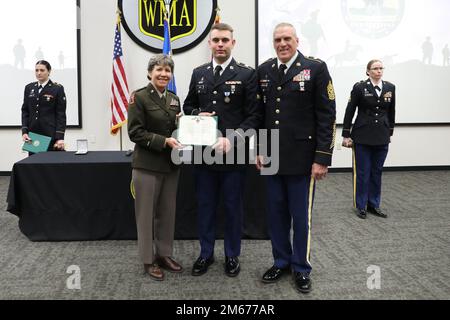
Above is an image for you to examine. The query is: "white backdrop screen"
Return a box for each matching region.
[0,0,80,127]
[257,0,450,124]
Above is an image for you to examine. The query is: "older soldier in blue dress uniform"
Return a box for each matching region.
[256,23,336,293]
[183,23,262,278]
[342,59,395,219]
[21,60,66,151]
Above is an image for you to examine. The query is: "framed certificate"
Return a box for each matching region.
[177,115,218,146]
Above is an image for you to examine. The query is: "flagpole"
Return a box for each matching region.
[164,0,177,95]
[165,1,171,41]
[119,127,123,151]
[164,0,172,52]
[118,9,123,152]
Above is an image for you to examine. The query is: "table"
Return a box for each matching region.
[7,151,136,241]
[7,151,268,241]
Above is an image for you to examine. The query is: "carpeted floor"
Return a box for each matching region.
[0,171,449,300]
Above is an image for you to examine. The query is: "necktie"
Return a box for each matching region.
[214,65,222,82]
[374,85,381,96]
[38,85,43,94]
[278,64,287,82]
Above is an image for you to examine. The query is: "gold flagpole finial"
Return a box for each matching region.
[214,6,221,24]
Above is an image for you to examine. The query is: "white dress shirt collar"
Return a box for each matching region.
[371,80,383,96]
[212,56,233,75]
[277,51,299,73]
[38,79,49,88]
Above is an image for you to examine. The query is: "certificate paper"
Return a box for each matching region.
[177,115,218,146]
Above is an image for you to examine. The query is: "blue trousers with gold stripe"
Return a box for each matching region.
[266,174,316,274]
[194,167,245,259]
[352,143,389,210]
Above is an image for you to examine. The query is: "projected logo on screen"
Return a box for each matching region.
[341,0,405,39]
[119,0,217,53]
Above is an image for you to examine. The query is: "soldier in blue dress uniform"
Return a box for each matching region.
[21,60,66,151]
[256,23,336,293]
[183,23,262,278]
[342,59,395,219]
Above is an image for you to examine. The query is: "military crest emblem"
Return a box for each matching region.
[119,0,218,53]
[341,0,405,39]
[138,0,196,41]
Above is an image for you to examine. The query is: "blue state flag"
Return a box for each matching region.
[163,13,176,94]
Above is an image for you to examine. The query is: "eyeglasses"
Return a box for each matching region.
[370,67,385,71]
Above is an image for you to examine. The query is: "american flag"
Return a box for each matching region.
[110,14,130,135]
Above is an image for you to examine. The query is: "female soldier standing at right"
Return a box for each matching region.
[342,59,395,219]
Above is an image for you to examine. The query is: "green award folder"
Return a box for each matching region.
[22,132,51,153]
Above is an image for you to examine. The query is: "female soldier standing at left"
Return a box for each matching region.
[21,60,67,151]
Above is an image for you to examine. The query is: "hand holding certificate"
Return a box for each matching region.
[177,115,218,146]
[22,132,51,153]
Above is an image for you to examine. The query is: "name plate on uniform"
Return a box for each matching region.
[177,115,218,146]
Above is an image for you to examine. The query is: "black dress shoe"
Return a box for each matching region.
[191,256,214,276]
[224,257,240,277]
[294,272,312,293]
[356,208,367,219]
[262,265,290,283]
[367,206,387,218]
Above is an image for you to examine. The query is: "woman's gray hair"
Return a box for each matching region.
[147,54,174,73]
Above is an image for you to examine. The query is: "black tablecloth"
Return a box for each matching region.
[7,151,268,241]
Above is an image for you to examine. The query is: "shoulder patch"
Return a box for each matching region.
[53,82,62,87]
[327,81,336,101]
[129,92,136,104]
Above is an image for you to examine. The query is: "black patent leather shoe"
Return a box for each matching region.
[367,206,387,218]
[356,208,367,219]
[191,256,214,276]
[224,257,240,277]
[294,272,312,293]
[262,265,290,283]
